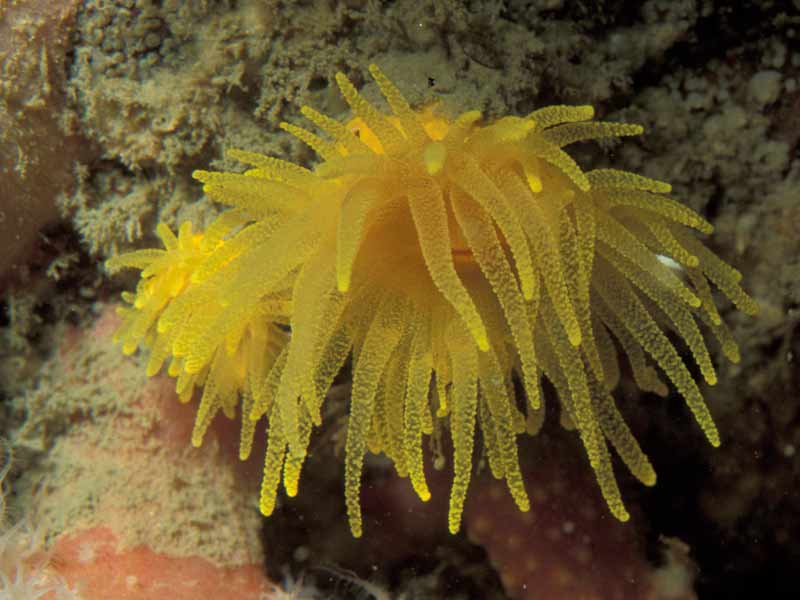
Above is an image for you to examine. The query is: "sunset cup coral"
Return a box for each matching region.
[108,64,757,537]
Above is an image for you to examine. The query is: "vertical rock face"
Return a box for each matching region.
[11,306,270,576]
[0,0,92,282]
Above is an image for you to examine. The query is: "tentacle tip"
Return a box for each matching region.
[423,141,447,175]
[522,281,534,301]
[184,362,201,375]
[289,447,308,461]
[476,333,490,352]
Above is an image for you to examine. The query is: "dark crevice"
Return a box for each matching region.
[631,1,791,94]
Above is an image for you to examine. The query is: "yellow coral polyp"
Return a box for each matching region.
[107,213,291,460]
[108,64,757,539]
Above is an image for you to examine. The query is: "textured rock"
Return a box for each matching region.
[0,0,92,281]
[12,306,267,571]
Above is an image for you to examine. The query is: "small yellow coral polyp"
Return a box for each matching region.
[109,64,757,539]
[107,213,291,459]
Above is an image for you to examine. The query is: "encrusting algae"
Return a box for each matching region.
[107,64,758,538]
